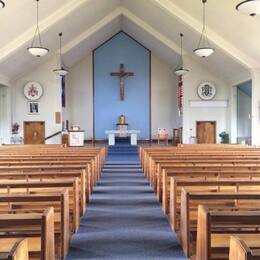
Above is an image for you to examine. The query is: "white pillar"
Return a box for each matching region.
[230,86,237,144]
[251,69,260,146]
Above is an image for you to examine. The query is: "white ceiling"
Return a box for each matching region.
[0,0,256,84]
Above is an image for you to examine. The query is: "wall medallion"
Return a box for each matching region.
[24,81,43,100]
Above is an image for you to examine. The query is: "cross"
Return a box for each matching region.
[110,64,134,101]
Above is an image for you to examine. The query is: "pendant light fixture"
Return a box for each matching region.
[27,0,49,57]
[193,0,214,58]
[0,1,5,8]
[174,33,189,76]
[53,32,69,76]
[236,0,260,16]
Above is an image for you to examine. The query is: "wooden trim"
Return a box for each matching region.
[93,31,151,53]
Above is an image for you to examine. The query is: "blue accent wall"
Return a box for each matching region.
[94,32,150,139]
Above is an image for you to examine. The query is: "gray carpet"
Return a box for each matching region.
[66,145,186,260]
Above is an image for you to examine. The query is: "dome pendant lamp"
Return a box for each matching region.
[193,0,214,58]
[53,32,69,76]
[236,0,260,16]
[27,0,49,57]
[174,33,189,76]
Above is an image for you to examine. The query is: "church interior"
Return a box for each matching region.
[0,0,260,259]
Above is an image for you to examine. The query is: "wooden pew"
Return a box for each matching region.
[0,146,106,184]
[229,236,260,260]
[148,156,260,188]
[0,192,69,259]
[180,190,260,258]
[196,205,260,260]
[0,169,87,213]
[0,207,55,260]
[169,178,260,231]
[0,179,80,232]
[0,239,29,260]
[0,162,95,190]
[139,145,258,169]
[162,166,260,214]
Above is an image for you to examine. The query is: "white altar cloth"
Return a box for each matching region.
[105,130,140,146]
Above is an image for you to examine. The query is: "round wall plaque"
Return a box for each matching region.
[24,81,43,100]
[197,82,216,100]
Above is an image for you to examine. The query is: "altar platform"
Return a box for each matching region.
[105,130,140,146]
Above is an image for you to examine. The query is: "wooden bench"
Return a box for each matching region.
[0,145,107,259]
[0,170,87,215]
[0,179,80,232]
[180,191,260,258]
[147,156,260,188]
[229,236,260,260]
[196,205,260,260]
[0,192,70,259]
[162,166,260,214]
[0,239,29,260]
[0,207,55,260]
[169,178,260,231]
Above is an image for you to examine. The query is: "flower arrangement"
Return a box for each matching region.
[12,123,19,135]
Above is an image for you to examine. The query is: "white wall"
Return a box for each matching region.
[182,56,230,144]
[65,52,93,139]
[65,53,180,140]
[0,85,11,144]
[6,52,232,144]
[251,69,260,146]
[11,57,62,144]
[151,55,181,137]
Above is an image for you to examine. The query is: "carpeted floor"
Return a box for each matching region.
[66,145,186,260]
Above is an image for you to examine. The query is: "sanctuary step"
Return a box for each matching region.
[66,144,185,259]
[107,145,138,156]
[115,136,131,144]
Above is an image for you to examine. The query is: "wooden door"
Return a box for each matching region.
[196,121,216,144]
[24,121,45,144]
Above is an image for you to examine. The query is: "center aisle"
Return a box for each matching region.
[66,145,185,259]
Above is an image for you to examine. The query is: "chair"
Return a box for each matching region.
[157,128,168,145]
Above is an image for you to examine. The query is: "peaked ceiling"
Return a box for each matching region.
[0,0,257,85]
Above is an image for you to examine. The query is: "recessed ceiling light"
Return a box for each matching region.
[236,0,260,16]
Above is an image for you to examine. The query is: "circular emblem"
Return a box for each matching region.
[197,82,216,100]
[24,81,43,100]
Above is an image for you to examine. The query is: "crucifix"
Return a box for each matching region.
[110,64,134,101]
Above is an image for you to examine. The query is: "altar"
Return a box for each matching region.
[105,130,140,146]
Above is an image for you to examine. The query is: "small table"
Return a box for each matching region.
[105,130,140,146]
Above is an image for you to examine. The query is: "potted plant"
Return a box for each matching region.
[219,131,229,144]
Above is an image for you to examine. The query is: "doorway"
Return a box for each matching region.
[196,121,216,144]
[24,121,45,144]
[237,81,252,145]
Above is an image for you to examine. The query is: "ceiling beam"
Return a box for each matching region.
[152,0,260,69]
[122,7,182,55]
[0,0,89,62]
[0,74,10,87]
[62,7,123,54]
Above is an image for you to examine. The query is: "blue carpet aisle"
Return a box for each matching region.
[66,145,186,260]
